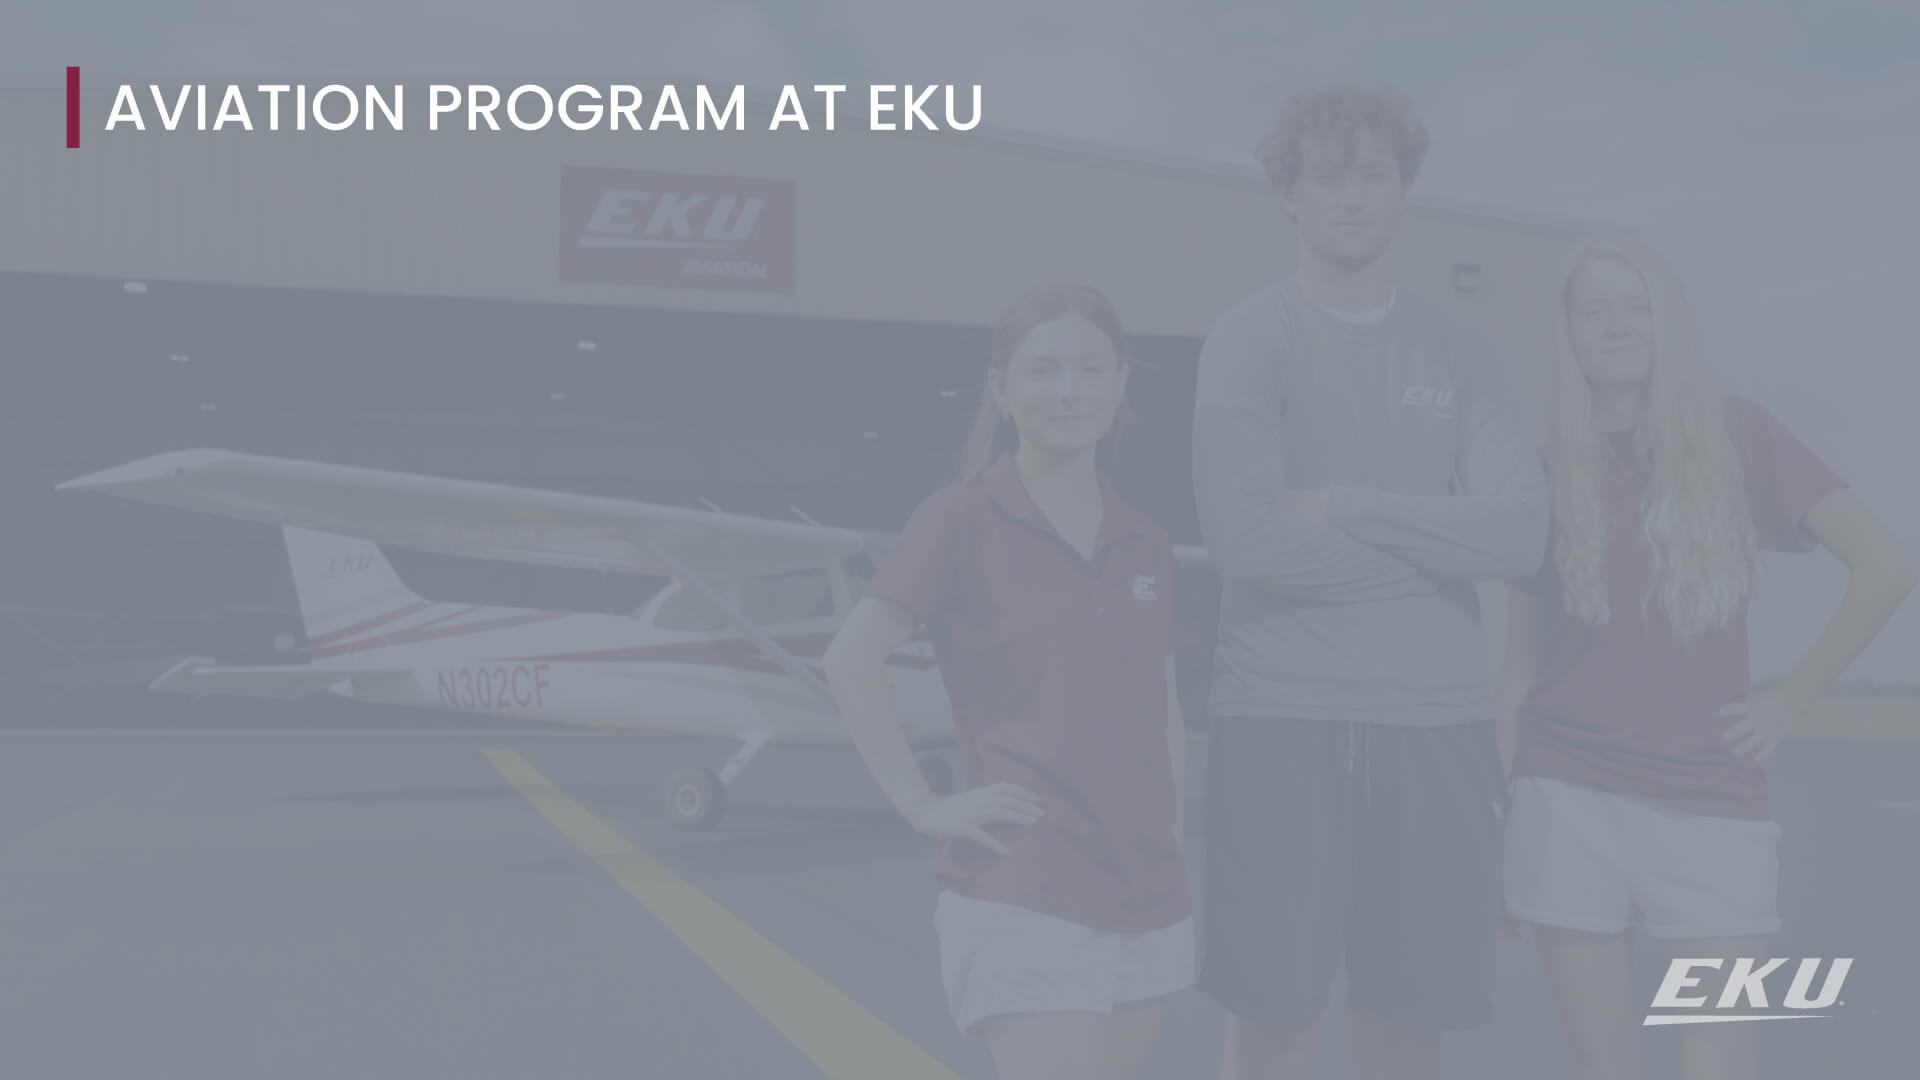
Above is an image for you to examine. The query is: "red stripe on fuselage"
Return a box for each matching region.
[311,610,570,659]
[402,604,485,633]
[497,632,938,671]
[307,600,434,647]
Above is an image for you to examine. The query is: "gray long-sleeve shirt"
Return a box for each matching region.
[1192,278,1548,726]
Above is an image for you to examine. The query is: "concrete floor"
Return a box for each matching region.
[0,699,1911,1079]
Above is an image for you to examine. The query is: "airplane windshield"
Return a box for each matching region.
[739,569,834,625]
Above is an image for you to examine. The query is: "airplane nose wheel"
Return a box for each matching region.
[917,755,956,798]
[668,767,726,831]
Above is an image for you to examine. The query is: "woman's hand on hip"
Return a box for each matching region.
[1721,689,1803,761]
[904,783,1043,855]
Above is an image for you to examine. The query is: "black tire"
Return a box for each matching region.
[918,755,956,798]
[668,767,726,830]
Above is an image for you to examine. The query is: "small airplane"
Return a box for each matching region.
[55,448,986,831]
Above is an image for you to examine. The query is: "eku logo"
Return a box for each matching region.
[1133,575,1156,602]
[1643,958,1852,1026]
[580,190,765,251]
[325,552,375,578]
[1401,384,1455,416]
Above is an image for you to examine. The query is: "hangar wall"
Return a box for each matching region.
[0,83,1606,685]
[3,85,1590,354]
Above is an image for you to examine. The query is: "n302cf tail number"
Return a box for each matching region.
[437,663,551,709]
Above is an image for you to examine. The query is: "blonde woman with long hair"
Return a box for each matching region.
[1496,236,1914,1080]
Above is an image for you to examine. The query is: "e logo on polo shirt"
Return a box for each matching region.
[1133,575,1157,602]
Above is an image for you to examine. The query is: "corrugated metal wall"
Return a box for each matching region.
[3,84,1593,358]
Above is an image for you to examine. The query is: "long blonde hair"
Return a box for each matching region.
[1547,236,1757,641]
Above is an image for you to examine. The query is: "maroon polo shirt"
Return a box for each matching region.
[1513,397,1847,820]
[863,453,1190,933]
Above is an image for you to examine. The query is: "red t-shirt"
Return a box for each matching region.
[863,454,1190,933]
[1513,397,1846,820]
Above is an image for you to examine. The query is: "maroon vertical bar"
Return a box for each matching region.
[66,66,80,148]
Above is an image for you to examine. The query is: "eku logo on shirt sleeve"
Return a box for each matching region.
[1133,575,1157,602]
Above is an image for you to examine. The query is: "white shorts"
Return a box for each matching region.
[934,890,1195,1037]
[1503,775,1782,940]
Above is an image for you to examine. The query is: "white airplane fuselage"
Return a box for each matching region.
[299,596,952,745]
[57,451,969,825]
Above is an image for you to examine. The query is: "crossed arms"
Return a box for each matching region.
[1190,311,1548,603]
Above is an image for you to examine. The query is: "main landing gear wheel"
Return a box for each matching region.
[668,767,726,831]
[918,755,956,798]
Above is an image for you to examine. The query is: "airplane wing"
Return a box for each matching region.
[147,657,415,701]
[58,449,864,583]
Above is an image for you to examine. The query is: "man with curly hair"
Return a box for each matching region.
[1190,85,1548,1079]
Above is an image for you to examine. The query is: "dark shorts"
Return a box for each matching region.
[1196,715,1506,1031]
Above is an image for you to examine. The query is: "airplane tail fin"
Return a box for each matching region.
[281,527,429,645]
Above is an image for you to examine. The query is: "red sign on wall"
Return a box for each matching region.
[557,166,796,293]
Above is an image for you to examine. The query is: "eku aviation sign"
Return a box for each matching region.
[557,166,797,294]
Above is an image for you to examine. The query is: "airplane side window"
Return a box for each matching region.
[740,570,833,625]
[779,570,834,621]
[738,576,780,626]
[653,586,728,633]
[844,552,877,602]
[654,571,831,630]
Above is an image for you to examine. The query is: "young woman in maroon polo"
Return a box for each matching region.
[1495,237,1914,1080]
[823,284,1191,1080]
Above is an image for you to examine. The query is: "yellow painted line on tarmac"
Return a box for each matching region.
[483,748,961,1080]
